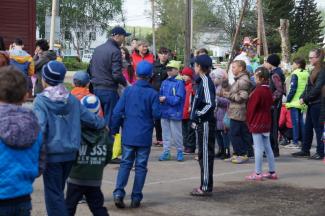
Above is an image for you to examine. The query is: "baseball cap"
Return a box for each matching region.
[111,26,131,37]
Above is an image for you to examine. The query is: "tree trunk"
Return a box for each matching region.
[278,19,291,71]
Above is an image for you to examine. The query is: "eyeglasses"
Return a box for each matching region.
[309,56,317,59]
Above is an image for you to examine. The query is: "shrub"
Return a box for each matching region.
[63,57,89,71]
[291,43,320,62]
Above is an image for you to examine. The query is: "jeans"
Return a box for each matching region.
[182,119,196,151]
[161,119,183,152]
[0,201,31,216]
[290,108,304,145]
[113,145,151,202]
[302,103,323,157]
[216,130,230,149]
[229,119,252,156]
[43,161,74,216]
[252,133,276,174]
[66,183,109,216]
[94,89,119,128]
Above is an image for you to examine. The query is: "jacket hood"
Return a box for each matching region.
[9,49,32,64]
[43,50,57,61]
[0,104,40,148]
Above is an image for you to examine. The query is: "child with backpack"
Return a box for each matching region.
[33,60,106,216]
[246,67,278,180]
[159,60,186,161]
[0,66,44,216]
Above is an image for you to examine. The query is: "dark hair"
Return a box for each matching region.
[36,39,49,51]
[233,60,247,71]
[197,48,208,55]
[0,66,27,103]
[293,57,306,70]
[158,47,169,54]
[310,48,325,83]
[255,67,270,84]
[310,48,325,62]
[14,38,23,46]
[0,36,5,51]
[121,47,135,81]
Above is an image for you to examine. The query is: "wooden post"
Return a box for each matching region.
[278,19,291,71]
[257,0,262,56]
[260,4,268,57]
[184,0,192,66]
[226,0,249,73]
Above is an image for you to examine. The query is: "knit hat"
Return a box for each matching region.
[42,60,67,86]
[195,54,212,68]
[166,60,182,70]
[81,95,101,114]
[136,60,153,77]
[181,67,193,78]
[73,71,90,86]
[267,54,281,67]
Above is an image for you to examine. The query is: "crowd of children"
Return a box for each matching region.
[1,31,325,215]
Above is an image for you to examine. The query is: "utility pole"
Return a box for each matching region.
[260,4,268,57]
[151,0,156,56]
[257,0,262,56]
[184,0,192,66]
[190,0,193,50]
[49,0,59,50]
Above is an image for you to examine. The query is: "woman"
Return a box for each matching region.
[292,48,325,160]
[121,47,136,85]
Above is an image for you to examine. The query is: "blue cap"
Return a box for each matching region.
[42,60,67,86]
[73,71,90,86]
[136,60,153,77]
[111,26,131,37]
[195,54,212,68]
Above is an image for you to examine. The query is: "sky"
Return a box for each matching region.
[123,0,325,27]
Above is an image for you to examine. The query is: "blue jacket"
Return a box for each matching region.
[0,104,43,200]
[33,94,106,163]
[111,80,161,147]
[159,76,186,120]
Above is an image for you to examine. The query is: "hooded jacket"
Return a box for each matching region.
[0,104,43,200]
[9,49,35,76]
[33,85,106,163]
[131,50,155,73]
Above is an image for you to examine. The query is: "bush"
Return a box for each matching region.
[291,43,320,62]
[63,58,89,71]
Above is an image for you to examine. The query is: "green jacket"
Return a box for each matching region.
[68,127,112,187]
[286,69,309,110]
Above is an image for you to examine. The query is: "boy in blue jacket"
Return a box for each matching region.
[159,60,186,161]
[33,61,106,216]
[111,60,161,209]
[0,66,44,216]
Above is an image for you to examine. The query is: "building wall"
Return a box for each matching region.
[0,0,36,54]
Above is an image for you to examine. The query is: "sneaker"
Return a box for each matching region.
[284,143,300,149]
[114,196,125,209]
[130,200,141,208]
[224,155,237,162]
[245,173,263,181]
[279,139,290,146]
[184,148,195,155]
[232,155,249,164]
[309,153,324,160]
[159,151,171,161]
[177,151,184,162]
[262,172,278,180]
[292,151,310,158]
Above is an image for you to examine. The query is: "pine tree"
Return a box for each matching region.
[292,0,323,48]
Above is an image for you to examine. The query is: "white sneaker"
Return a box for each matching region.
[284,143,300,149]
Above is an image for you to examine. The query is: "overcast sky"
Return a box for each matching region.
[123,0,325,27]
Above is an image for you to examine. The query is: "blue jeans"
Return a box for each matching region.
[0,201,31,216]
[216,130,230,148]
[252,133,276,174]
[43,161,74,216]
[113,145,151,202]
[229,119,252,156]
[302,103,323,157]
[94,89,119,128]
[290,108,304,145]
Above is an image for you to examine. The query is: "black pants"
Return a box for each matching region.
[196,121,215,192]
[229,119,253,156]
[182,119,196,151]
[279,126,293,141]
[154,119,163,141]
[270,102,282,155]
[66,183,109,216]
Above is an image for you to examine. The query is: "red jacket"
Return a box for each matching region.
[183,80,194,119]
[247,85,273,133]
[131,51,154,72]
[279,104,293,129]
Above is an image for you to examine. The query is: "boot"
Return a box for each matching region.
[220,147,230,160]
[215,147,224,158]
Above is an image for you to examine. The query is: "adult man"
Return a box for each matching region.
[90,26,130,128]
[151,47,170,146]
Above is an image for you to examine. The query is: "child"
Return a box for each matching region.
[210,69,231,159]
[285,58,309,148]
[0,66,44,216]
[279,103,293,146]
[66,95,111,216]
[111,60,161,208]
[246,67,278,180]
[33,60,106,216]
[181,66,196,154]
[159,60,186,161]
[190,54,216,196]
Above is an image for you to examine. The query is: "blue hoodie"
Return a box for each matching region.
[33,85,106,163]
[0,104,43,200]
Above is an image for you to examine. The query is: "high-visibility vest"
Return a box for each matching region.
[286,69,309,110]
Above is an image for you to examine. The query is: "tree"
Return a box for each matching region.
[292,0,323,49]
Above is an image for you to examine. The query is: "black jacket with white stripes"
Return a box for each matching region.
[190,74,216,123]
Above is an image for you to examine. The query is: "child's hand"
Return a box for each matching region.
[299,98,304,105]
[159,96,166,103]
[188,107,191,112]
